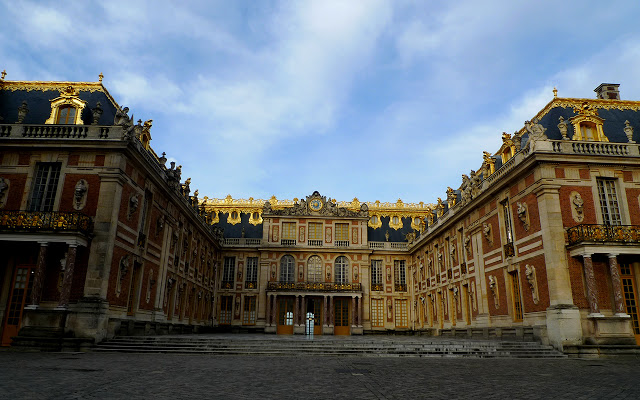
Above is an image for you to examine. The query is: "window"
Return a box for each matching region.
[242,296,257,325]
[56,105,77,124]
[307,255,323,282]
[394,260,406,291]
[222,257,235,288]
[220,296,233,325]
[371,298,385,327]
[308,222,323,240]
[29,162,61,212]
[282,222,296,240]
[335,223,349,241]
[245,257,258,289]
[510,270,523,322]
[501,199,513,243]
[597,178,622,226]
[280,255,295,282]
[395,299,408,328]
[334,256,349,284]
[371,260,383,291]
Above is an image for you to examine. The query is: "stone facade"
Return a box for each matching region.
[0,76,639,352]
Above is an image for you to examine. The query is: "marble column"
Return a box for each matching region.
[58,244,78,308]
[323,295,328,326]
[607,254,627,316]
[358,295,363,326]
[329,296,334,326]
[272,294,278,326]
[266,294,271,325]
[352,296,356,326]
[30,242,48,306]
[582,254,602,316]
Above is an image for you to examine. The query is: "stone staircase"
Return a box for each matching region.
[94,335,566,358]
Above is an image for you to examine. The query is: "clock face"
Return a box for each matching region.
[309,199,323,211]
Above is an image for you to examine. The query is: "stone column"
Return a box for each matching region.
[294,295,300,326]
[302,295,307,325]
[323,295,328,326]
[329,296,334,326]
[272,294,278,326]
[30,242,48,306]
[58,244,78,308]
[582,254,603,316]
[607,254,627,316]
[358,295,363,326]
[352,296,356,326]
[266,294,271,325]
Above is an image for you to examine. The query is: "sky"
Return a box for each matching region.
[3,0,640,204]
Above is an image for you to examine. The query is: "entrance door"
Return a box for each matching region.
[126,262,142,317]
[2,265,34,346]
[277,298,294,335]
[620,263,640,345]
[306,298,323,335]
[334,298,350,335]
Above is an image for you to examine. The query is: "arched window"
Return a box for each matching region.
[56,105,77,124]
[280,255,295,283]
[307,255,323,282]
[334,256,349,284]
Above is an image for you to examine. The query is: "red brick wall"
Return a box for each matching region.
[559,185,597,227]
[118,184,140,231]
[482,214,501,253]
[518,254,550,313]
[58,174,101,216]
[2,173,27,209]
[626,188,640,225]
[512,193,541,241]
[567,255,588,309]
[486,270,508,316]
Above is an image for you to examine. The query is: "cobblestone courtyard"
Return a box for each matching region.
[1,351,639,399]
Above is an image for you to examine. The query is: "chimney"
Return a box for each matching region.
[594,83,620,100]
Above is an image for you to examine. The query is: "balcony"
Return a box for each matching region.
[368,241,408,251]
[567,224,640,246]
[223,238,262,247]
[307,239,323,246]
[0,210,92,236]
[394,283,407,292]
[371,283,384,291]
[267,281,362,292]
[280,239,296,246]
[245,281,257,289]
[335,240,350,247]
[221,281,234,289]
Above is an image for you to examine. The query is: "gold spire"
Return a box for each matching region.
[0,70,6,80]
[553,87,558,98]
[98,72,104,83]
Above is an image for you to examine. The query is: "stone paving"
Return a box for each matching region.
[1,349,639,399]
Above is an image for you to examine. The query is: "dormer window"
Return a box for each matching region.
[570,102,608,142]
[56,105,77,124]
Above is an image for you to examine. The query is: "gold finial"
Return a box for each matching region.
[98,72,104,83]
[0,70,6,80]
[553,87,558,98]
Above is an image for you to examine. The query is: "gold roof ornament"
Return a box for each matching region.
[553,87,558,98]
[98,72,104,83]
[1,70,6,80]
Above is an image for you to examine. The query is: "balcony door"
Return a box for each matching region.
[1,265,34,346]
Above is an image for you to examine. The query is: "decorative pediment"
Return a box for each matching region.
[263,191,369,218]
[44,85,87,125]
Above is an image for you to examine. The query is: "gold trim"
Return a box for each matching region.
[44,86,87,125]
[0,80,121,111]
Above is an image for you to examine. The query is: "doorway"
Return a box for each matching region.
[334,298,350,335]
[2,265,35,346]
[620,263,640,345]
[277,297,294,335]
[306,297,323,335]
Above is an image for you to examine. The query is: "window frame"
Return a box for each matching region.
[334,256,349,284]
[307,255,323,282]
[28,162,62,212]
[280,255,295,283]
[222,257,235,287]
[597,178,622,226]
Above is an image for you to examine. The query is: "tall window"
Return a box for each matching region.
[597,179,622,226]
[282,222,296,240]
[510,270,523,322]
[335,223,349,241]
[242,296,257,325]
[395,299,408,328]
[307,255,323,282]
[222,257,235,288]
[56,105,76,124]
[245,257,258,288]
[371,298,385,327]
[334,256,349,284]
[371,260,383,290]
[280,255,295,282]
[308,222,323,240]
[219,296,232,325]
[29,162,61,212]
[394,260,406,291]
[502,199,513,243]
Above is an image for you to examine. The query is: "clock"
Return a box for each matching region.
[309,199,323,211]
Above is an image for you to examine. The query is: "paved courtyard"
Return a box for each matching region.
[0,350,639,399]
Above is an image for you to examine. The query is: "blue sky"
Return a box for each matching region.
[3,0,640,204]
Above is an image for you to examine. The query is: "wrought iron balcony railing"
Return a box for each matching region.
[245,281,257,289]
[504,242,515,257]
[221,281,234,289]
[567,224,640,246]
[0,210,92,235]
[394,283,407,292]
[371,283,384,291]
[267,281,362,292]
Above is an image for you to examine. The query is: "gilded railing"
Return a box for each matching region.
[0,210,92,235]
[504,242,515,257]
[267,281,362,292]
[567,224,640,246]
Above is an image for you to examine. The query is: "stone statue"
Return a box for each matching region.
[128,194,139,218]
[91,102,103,125]
[0,177,8,200]
[483,222,492,244]
[557,116,569,140]
[74,180,88,209]
[263,200,272,214]
[512,132,522,149]
[385,230,390,242]
[572,193,584,222]
[524,118,548,153]
[488,275,499,309]
[516,202,529,231]
[463,235,471,258]
[446,187,456,208]
[16,101,29,124]
[525,265,539,304]
[624,120,635,143]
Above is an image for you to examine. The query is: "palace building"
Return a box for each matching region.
[0,74,639,353]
